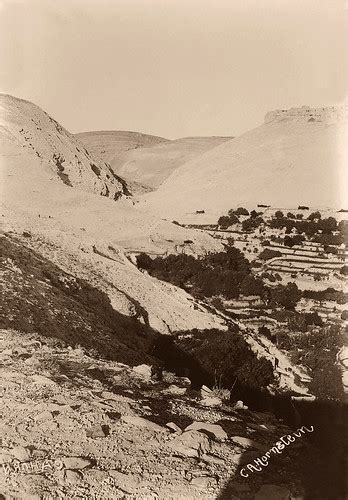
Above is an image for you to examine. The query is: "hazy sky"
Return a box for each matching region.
[1,0,347,138]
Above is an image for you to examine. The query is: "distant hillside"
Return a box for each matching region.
[77,131,232,189]
[142,105,348,218]
[0,94,129,200]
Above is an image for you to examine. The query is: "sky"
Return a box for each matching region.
[1,0,347,139]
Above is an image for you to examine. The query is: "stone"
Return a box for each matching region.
[233,400,248,410]
[231,436,266,451]
[11,445,32,462]
[164,384,187,395]
[170,430,211,458]
[64,469,82,484]
[166,422,182,434]
[63,457,91,470]
[190,476,218,489]
[34,411,54,422]
[185,422,228,441]
[121,415,168,433]
[132,364,152,382]
[255,484,291,500]
[201,385,212,396]
[200,397,222,407]
[202,454,225,465]
[85,424,110,438]
[0,452,14,464]
[30,374,56,386]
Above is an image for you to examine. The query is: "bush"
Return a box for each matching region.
[136,253,153,271]
[259,248,282,261]
[275,210,284,219]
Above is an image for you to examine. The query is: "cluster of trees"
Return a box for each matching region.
[217,207,264,230]
[302,287,347,305]
[270,212,344,242]
[175,329,274,390]
[137,249,304,310]
[138,246,251,299]
[278,325,344,400]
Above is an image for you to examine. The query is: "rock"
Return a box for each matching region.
[121,415,168,433]
[202,454,225,465]
[200,396,222,407]
[185,422,228,441]
[190,476,218,489]
[34,410,54,422]
[164,384,187,395]
[11,445,32,462]
[30,374,56,386]
[170,430,211,458]
[85,424,110,438]
[233,400,248,410]
[132,364,152,382]
[231,436,266,451]
[0,451,14,464]
[63,457,91,470]
[64,469,82,484]
[201,385,212,396]
[255,484,291,500]
[166,422,182,434]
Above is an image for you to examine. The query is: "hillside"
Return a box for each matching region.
[77,132,232,189]
[142,105,348,220]
[0,94,129,200]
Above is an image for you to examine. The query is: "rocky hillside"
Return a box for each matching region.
[77,132,232,190]
[0,328,326,499]
[0,94,129,200]
[142,105,348,219]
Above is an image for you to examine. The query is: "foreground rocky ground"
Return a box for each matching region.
[0,329,326,499]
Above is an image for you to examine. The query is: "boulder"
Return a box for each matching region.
[170,430,211,458]
[85,424,110,438]
[132,364,152,382]
[11,446,32,462]
[166,422,182,434]
[185,422,228,441]
[200,397,222,407]
[231,436,266,451]
[121,415,168,433]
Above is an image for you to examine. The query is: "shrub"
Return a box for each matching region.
[259,248,282,261]
[235,207,249,216]
[136,253,153,271]
[275,210,284,219]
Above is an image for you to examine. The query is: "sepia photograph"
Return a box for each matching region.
[0,0,347,498]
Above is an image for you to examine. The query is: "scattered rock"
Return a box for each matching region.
[170,430,211,458]
[202,453,225,465]
[62,457,91,470]
[233,400,248,410]
[255,484,291,499]
[85,424,110,438]
[185,422,228,441]
[201,385,212,396]
[166,422,182,434]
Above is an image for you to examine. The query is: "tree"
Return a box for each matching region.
[275,210,284,219]
[218,215,231,228]
[240,275,264,296]
[284,235,295,247]
[136,253,153,271]
[259,248,282,261]
[272,282,301,310]
[307,211,321,220]
[287,212,295,219]
[235,207,249,216]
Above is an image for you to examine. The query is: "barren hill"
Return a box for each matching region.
[142,105,348,219]
[0,94,224,334]
[0,94,129,200]
[77,132,232,189]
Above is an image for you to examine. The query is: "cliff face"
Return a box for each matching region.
[264,104,348,124]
